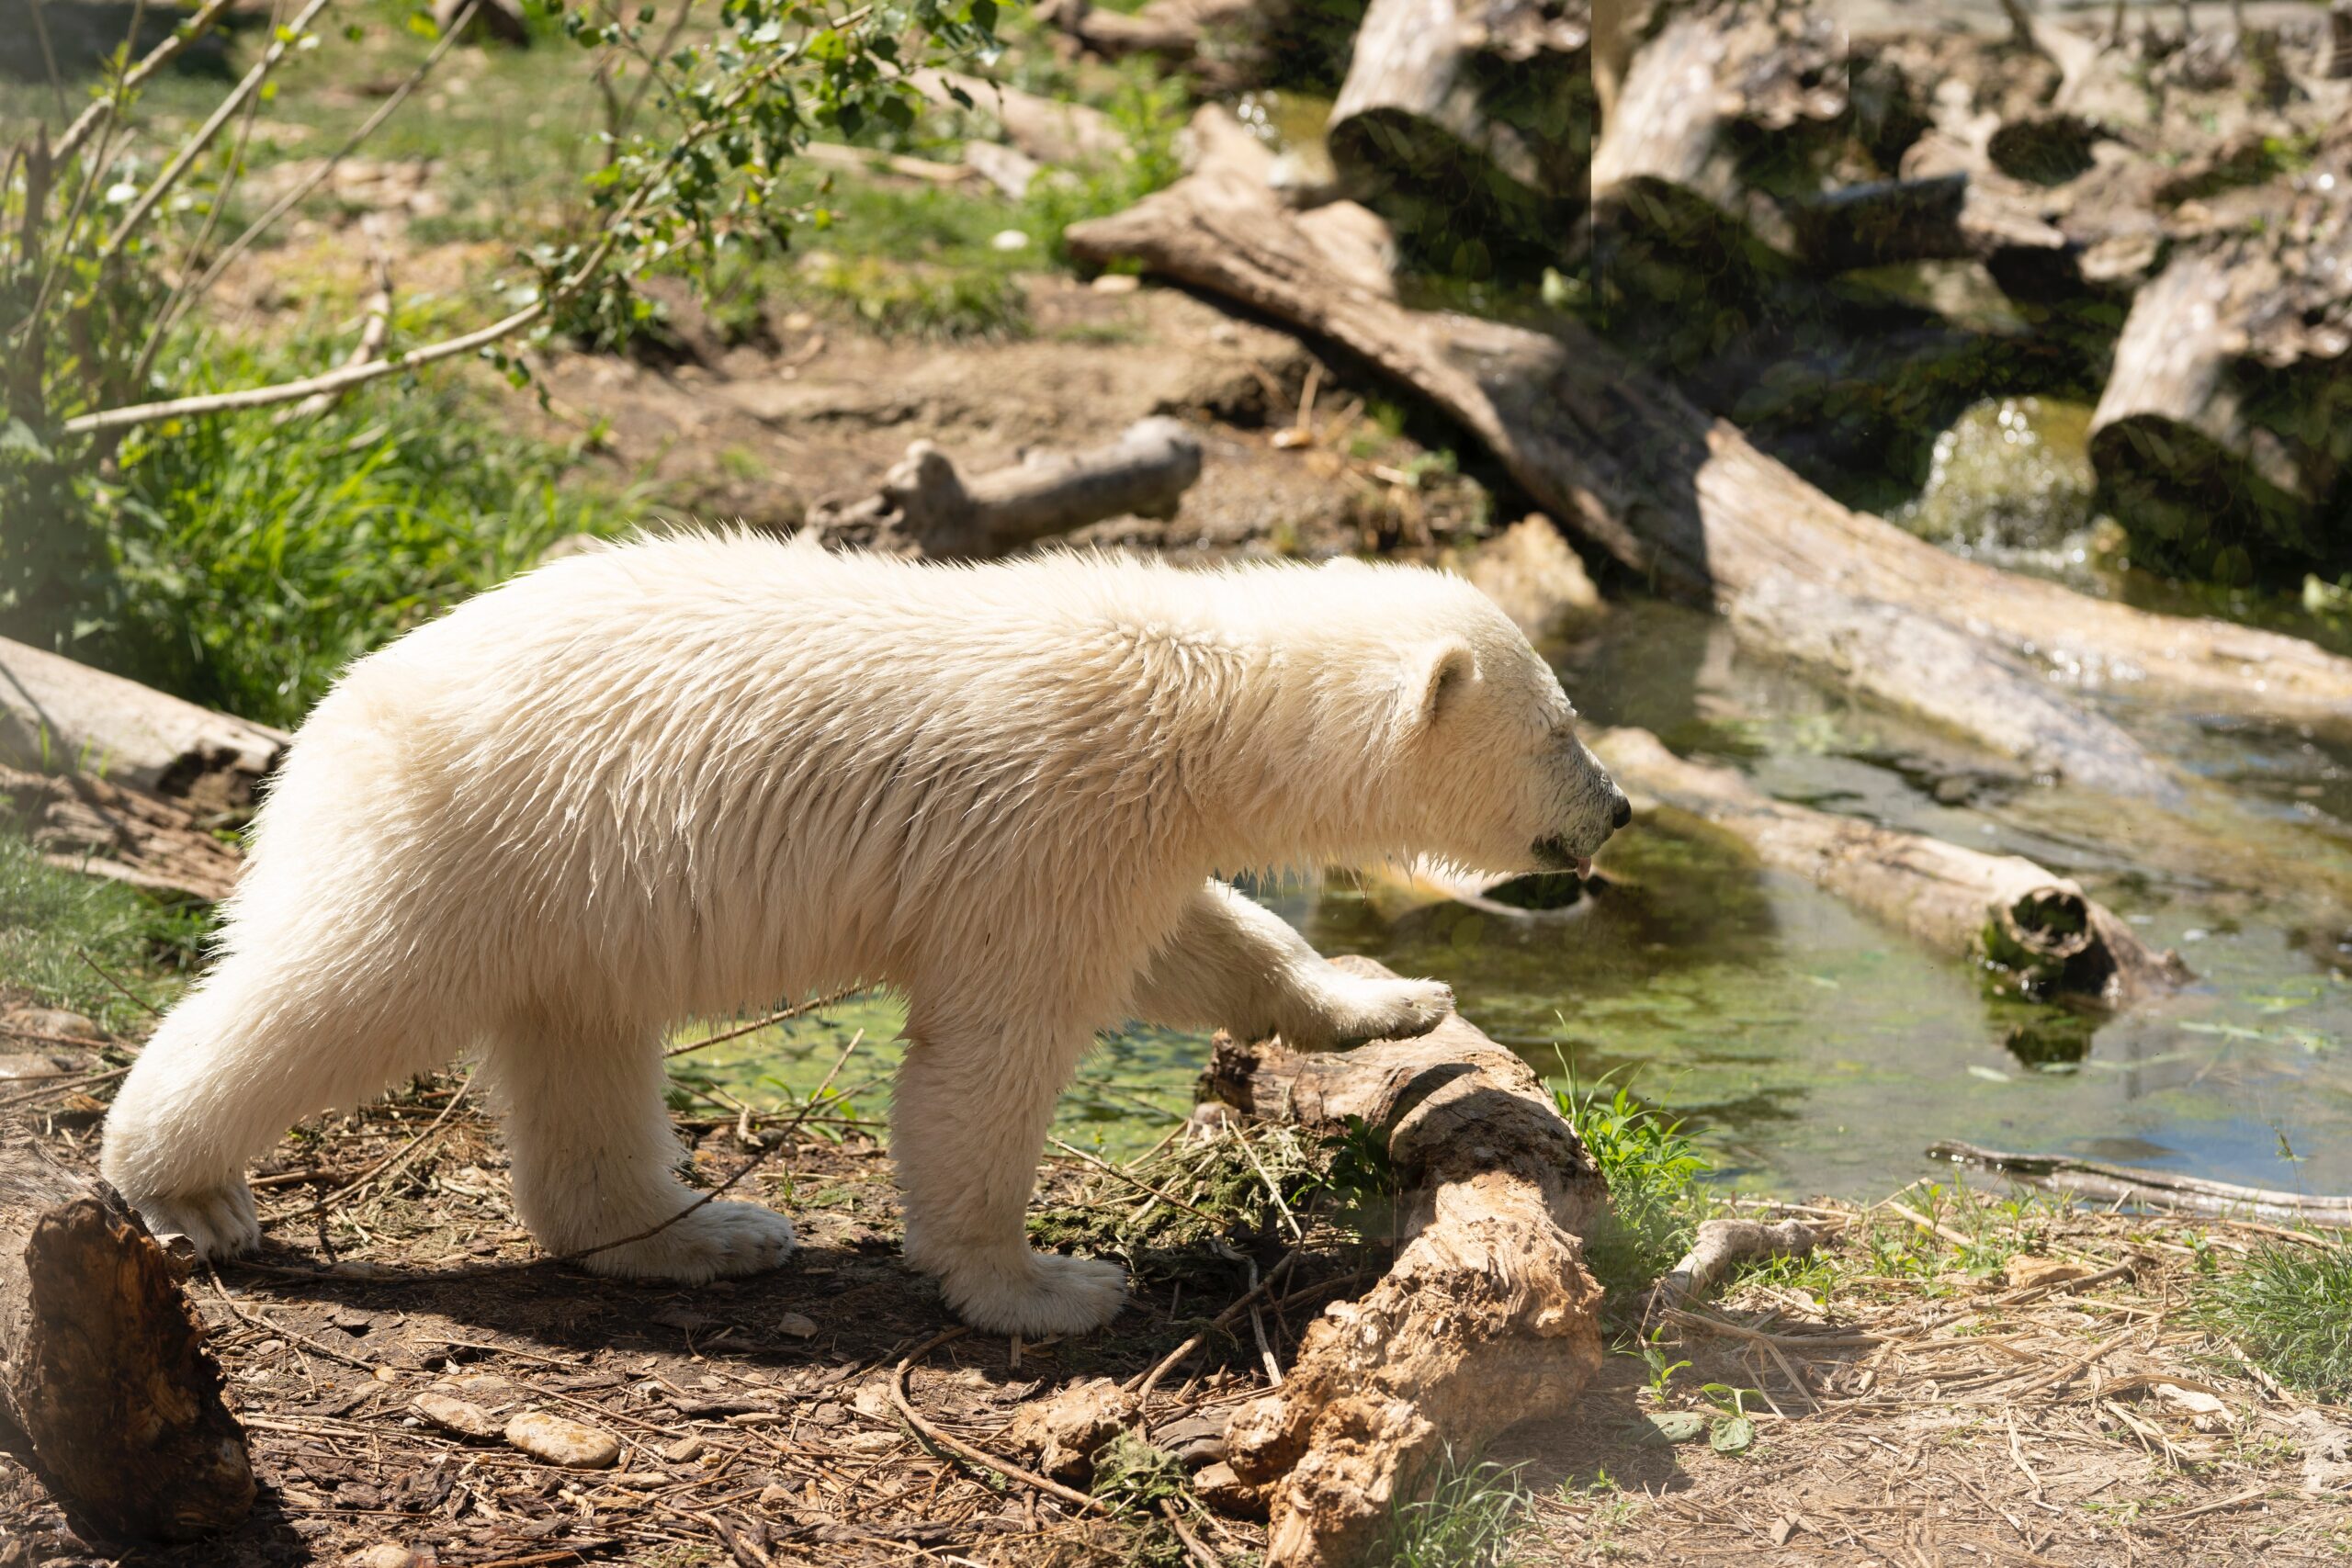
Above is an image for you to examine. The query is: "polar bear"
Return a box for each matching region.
[101,535,1629,1336]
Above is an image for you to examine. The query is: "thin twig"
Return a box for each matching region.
[1049,1137,1221,1224]
[1159,1497,1222,1568]
[1129,1248,1300,1401]
[888,1328,1109,1516]
[663,986,869,1059]
[52,0,235,163]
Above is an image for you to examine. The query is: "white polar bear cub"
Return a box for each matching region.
[102,535,1629,1337]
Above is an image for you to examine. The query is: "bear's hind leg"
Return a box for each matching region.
[893,1010,1125,1337]
[1128,879,1453,1050]
[104,958,452,1258]
[484,1015,795,1284]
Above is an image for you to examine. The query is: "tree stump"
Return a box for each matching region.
[1203,958,1607,1568]
[0,1136,254,1541]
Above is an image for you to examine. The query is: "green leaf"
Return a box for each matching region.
[1645,1412,1705,1444]
[1710,1416,1755,1454]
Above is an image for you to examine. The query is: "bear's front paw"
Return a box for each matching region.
[1283,976,1454,1051]
[572,1200,797,1285]
[937,1250,1127,1337]
[130,1182,261,1259]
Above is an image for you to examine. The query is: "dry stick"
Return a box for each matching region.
[1159,1497,1222,1568]
[98,0,335,262]
[663,985,870,1059]
[204,1268,381,1373]
[1127,1248,1300,1401]
[76,947,162,1018]
[888,1328,1110,1516]
[1048,1137,1222,1224]
[0,1064,131,1110]
[51,0,236,162]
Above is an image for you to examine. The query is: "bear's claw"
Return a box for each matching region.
[128,1182,262,1258]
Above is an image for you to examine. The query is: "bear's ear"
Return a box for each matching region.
[1404,638,1477,731]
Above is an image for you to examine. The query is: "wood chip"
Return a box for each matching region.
[503,1409,621,1469]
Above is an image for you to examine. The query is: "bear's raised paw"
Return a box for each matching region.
[1283,974,1454,1052]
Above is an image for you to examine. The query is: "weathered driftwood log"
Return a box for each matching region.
[1646,1217,1820,1322]
[1062,114,2352,734]
[1930,1140,2352,1227]
[0,1136,255,1540]
[1,765,243,903]
[1327,0,1591,254]
[0,637,288,811]
[1726,570,2177,803]
[910,70,1127,167]
[2089,204,2352,581]
[1591,728,2188,1005]
[806,418,1204,558]
[1204,956,1607,1568]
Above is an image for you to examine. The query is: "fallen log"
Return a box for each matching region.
[1326,0,1592,258]
[1929,1139,2352,1227]
[805,417,1204,558]
[910,70,1127,167]
[1590,727,2188,1005]
[1037,0,1256,65]
[0,1135,255,1540]
[1062,110,2352,734]
[1202,956,1607,1568]
[1726,570,2178,803]
[1,765,244,903]
[0,637,288,811]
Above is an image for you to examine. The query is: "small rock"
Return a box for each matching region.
[331,1307,376,1334]
[1005,1378,1136,1483]
[1193,1461,1272,1520]
[373,1366,401,1383]
[776,1312,820,1339]
[1091,273,1141,295]
[808,1401,851,1427]
[663,1435,707,1464]
[2,1006,102,1042]
[413,1393,502,1441]
[1463,514,1602,642]
[989,229,1032,252]
[2152,1382,2232,1433]
[503,1410,621,1469]
[343,1545,435,1568]
[441,1372,516,1404]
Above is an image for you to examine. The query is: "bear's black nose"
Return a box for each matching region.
[1610,792,1632,829]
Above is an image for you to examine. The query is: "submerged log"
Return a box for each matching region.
[1590,728,2188,1005]
[1327,0,1592,256]
[1063,113,2352,734]
[0,1136,255,1540]
[1204,957,1607,1568]
[1930,1139,2352,1226]
[1726,570,2177,803]
[0,637,287,812]
[806,418,1204,558]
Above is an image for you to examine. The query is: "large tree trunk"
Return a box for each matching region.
[805,417,1204,558]
[1591,727,2188,1005]
[0,1136,254,1541]
[1201,958,1607,1568]
[0,637,287,812]
[1063,112,2352,736]
[1327,0,1592,257]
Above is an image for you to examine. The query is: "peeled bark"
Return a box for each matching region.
[0,637,288,812]
[1327,0,1592,252]
[1063,116,2352,734]
[1591,727,2188,1005]
[1204,957,1607,1568]
[0,1136,254,1541]
[1,765,243,903]
[806,417,1204,558]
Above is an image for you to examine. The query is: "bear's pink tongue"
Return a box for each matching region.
[1574,856,1593,879]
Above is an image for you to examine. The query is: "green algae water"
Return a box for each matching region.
[687,397,2352,1198]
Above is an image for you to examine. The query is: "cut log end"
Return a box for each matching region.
[1,1146,255,1542]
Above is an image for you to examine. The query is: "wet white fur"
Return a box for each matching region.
[102,535,1624,1335]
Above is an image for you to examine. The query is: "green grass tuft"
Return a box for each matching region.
[75,336,636,728]
[1384,1450,1532,1568]
[2200,1240,2352,1400]
[1559,1078,1712,1297]
[0,828,209,1031]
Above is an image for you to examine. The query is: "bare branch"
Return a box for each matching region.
[277,223,394,423]
[98,0,334,263]
[51,0,237,164]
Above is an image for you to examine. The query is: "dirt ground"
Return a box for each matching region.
[6,997,2352,1568]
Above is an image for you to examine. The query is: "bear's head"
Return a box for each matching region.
[1364,569,1630,880]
